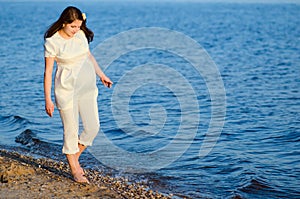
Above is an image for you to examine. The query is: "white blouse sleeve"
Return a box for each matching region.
[44,38,57,57]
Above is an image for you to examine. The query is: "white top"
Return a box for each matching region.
[44,30,90,67]
[44,30,97,110]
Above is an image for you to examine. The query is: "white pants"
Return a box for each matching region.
[59,95,100,154]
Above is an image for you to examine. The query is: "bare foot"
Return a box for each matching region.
[75,160,85,175]
[79,167,84,175]
[72,172,89,183]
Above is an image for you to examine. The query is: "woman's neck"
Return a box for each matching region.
[58,29,73,40]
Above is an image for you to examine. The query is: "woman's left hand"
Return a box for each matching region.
[100,75,113,88]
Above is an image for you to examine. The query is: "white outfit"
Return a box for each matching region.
[44,30,99,154]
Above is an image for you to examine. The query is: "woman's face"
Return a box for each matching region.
[62,19,82,38]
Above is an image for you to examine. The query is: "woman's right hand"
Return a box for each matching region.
[45,100,55,117]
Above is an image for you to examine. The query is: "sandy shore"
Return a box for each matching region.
[0,149,173,199]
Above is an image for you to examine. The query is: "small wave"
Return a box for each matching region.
[12,115,27,122]
[14,129,65,161]
[240,178,271,192]
[239,177,286,198]
[15,129,38,146]
[0,115,32,145]
[0,115,29,127]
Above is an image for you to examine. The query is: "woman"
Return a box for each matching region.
[43,6,113,183]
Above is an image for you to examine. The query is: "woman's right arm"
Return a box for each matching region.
[44,57,55,117]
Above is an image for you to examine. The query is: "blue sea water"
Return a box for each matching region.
[0,1,299,198]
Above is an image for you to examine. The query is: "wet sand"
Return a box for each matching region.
[0,149,173,199]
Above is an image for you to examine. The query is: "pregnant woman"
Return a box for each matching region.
[43,6,113,183]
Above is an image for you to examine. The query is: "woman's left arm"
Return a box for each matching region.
[88,51,113,88]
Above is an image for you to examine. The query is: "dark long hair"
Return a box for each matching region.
[44,6,94,43]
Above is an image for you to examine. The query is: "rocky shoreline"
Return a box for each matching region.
[0,149,174,199]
